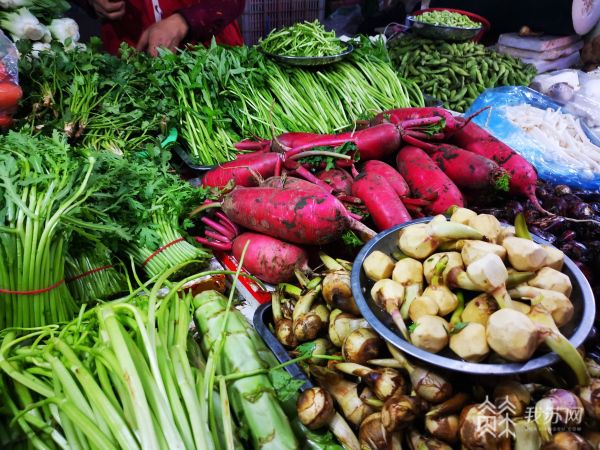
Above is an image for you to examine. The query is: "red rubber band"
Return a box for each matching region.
[0,278,65,295]
[143,238,185,267]
[66,265,114,283]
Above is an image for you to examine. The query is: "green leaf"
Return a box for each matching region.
[408,322,419,334]
[269,369,305,403]
[295,341,317,359]
[342,230,362,248]
[450,321,469,334]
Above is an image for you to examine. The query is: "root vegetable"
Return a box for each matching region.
[458,240,507,266]
[486,309,538,361]
[422,255,458,316]
[398,221,483,260]
[466,253,508,292]
[292,285,324,341]
[381,391,423,432]
[371,279,410,340]
[229,232,310,284]
[461,294,498,326]
[449,323,490,362]
[316,168,353,194]
[393,258,424,320]
[450,207,477,224]
[493,381,531,417]
[540,432,594,450]
[211,185,376,245]
[363,250,396,281]
[310,366,374,427]
[352,171,411,230]
[451,120,544,212]
[510,285,573,327]
[502,237,548,272]
[322,270,360,315]
[528,267,572,297]
[542,245,565,271]
[297,387,336,429]
[359,413,394,450]
[396,146,464,214]
[410,315,450,353]
[342,328,383,364]
[335,362,407,401]
[578,379,600,420]
[272,291,298,347]
[409,295,440,322]
[409,429,454,450]
[535,390,584,443]
[467,214,503,244]
[423,252,464,285]
[201,151,282,188]
[363,160,410,197]
[425,414,460,444]
[430,143,510,191]
[513,418,542,450]
[459,403,508,450]
[328,309,369,347]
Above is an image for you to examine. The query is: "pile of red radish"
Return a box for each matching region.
[194,106,545,285]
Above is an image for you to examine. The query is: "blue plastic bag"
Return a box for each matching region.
[464,86,600,191]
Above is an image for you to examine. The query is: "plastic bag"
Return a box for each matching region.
[0,29,22,128]
[464,86,600,190]
[531,68,600,139]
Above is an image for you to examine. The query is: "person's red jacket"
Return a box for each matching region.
[101,0,245,55]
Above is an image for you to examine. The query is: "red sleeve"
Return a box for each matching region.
[177,0,246,42]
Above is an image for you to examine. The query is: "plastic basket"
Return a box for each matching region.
[240,0,326,46]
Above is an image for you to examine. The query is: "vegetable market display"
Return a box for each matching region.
[260,20,346,57]
[2,16,600,449]
[389,36,537,112]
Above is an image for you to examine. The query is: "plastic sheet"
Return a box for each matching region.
[0,29,21,127]
[464,86,600,190]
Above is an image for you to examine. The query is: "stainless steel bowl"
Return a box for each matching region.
[407,16,482,42]
[260,42,354,67]
[351,217,596,376]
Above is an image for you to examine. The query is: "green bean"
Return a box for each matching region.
[413,10,480,28]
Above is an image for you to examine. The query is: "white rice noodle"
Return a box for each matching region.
[504,104,600,179]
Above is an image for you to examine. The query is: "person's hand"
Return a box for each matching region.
[89,0,126,20]
[136,13,189,57]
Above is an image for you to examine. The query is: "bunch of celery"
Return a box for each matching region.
[0,131,119,329]
[90,150,211,280]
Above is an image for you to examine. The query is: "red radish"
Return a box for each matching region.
[231,232,310,284]
[316,168,354,194]
[362,160,410,197]
[0,82,22,112]
[261,176,326,192]
[374,107,462,131]
[352,172,411,230]
[396,146,464,214]
[215,186,376,245]
[450,121,543,211]
[429,143,510,191]
[201,152,282,189]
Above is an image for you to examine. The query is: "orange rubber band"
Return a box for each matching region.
[66,265,114,283]
[143,238,185,267]
[0,278,65,295]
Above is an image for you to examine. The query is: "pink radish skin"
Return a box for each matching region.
[201,152,281,189]
[450,121,542,210]
[352,172,412,231]
[429,143,510,191]
[261,176,327,192]
[316,168,354,194]
[231,232,310,284]
[363,160,410,197]
[374,107,463,132]
[396,146,465,215]
[221,186,376,245]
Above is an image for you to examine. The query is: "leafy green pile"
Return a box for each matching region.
[260,20,346,57]
[0,132,210,329]
[16,38,423,165]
